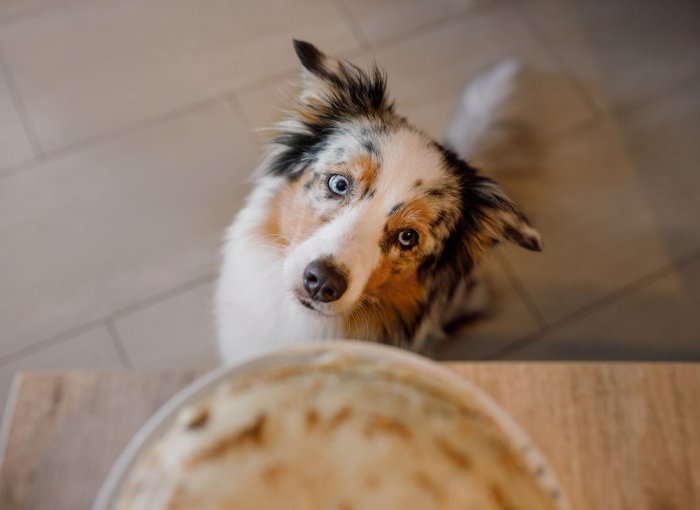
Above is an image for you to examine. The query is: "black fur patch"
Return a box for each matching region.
[418,142,486,284]
[360,187,376,200]
[414,179,423,188]
[268,132,331,180]
[361,138,378,156]
[430,210,448,229]
[379,224,391,253]
[293,39,332,79]
[268,41,394,180]
[303,174,319,191]
[389,202,405,216]
[504,224,542,252]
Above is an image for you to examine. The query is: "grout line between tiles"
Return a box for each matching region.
[0,157,37,180]
[531,68,700,148]
[0,44,45,157]
[29,93,232,169]
[476,328,546,361]
[3,0,690,190]
[226,93,267,150]
[105,321,132,369]
[485,248,700,359]
[495,250,548,329]
[226,94,254,132]
[330,0,374,51]
[368,0,507,52]
[611,71,700,118]
[0,272,217,368]
[108,272,217,321]
[0,319,106,369]
[234,69,298,97]
[0,374,23,470]
[0,1,530,184]
[0,63,325,182]
[512,2,700,123]
[546,111,602,144]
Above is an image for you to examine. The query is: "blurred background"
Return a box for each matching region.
[0,0,699,410]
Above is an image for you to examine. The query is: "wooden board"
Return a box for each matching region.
[0,371,201,509]
[446,363,700,510]
[0,364,698,509]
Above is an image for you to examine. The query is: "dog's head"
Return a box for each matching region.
[261,41,541,338]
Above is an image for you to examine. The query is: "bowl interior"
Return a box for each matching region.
[93,341,570,510]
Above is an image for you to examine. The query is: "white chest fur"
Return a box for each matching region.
[216,179,342,364]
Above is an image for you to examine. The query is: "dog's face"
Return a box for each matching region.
[261,41,541,339]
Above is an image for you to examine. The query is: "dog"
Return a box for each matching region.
[216,40,541,363]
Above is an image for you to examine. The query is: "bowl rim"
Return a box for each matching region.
[93,341,571,510]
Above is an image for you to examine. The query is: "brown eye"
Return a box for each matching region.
[398,229,418,248]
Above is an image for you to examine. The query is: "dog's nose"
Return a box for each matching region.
[303,259,348,303]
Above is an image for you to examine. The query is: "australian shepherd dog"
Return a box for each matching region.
[217,40,542,363]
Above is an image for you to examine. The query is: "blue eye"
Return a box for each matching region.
[328,174,350,196]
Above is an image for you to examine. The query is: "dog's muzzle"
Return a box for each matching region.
[303,259,348,303]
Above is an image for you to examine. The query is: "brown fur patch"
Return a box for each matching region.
[343,260,425,340]
[389,199,434,227]
[465,216,501,261]
[340,197,439,340]
[293,103,327,126]
[350,153,378,192]
[258,195,283,244]
[262,177,327,246]
[261,163,455,345]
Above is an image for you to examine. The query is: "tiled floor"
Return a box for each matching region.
[1,0,699,409]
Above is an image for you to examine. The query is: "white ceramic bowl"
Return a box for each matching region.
[94,341,570,510]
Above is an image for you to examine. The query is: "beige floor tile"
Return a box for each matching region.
[503,256,700,360]
[0,1,97,25]
[520,0,700,111]
[498,115,676,325]
[234,80,294,146]
[0,326,123,414]
[0,67,33,169]
[0,102,257,359]
[337,0,496,44]
[0,0,58,24]
[617,77,700,259]
[434,251,542,360]
[239,6,595,146]
[115,280,218,368]
[363,7,594,140]
[0,0,361,151]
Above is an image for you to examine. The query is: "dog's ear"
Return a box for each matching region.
[470,177,543,252]
[293,40,336,79]
[291,39,391,115]
[293,39,343,103]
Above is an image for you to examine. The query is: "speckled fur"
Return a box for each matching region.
[216,41,541,363]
